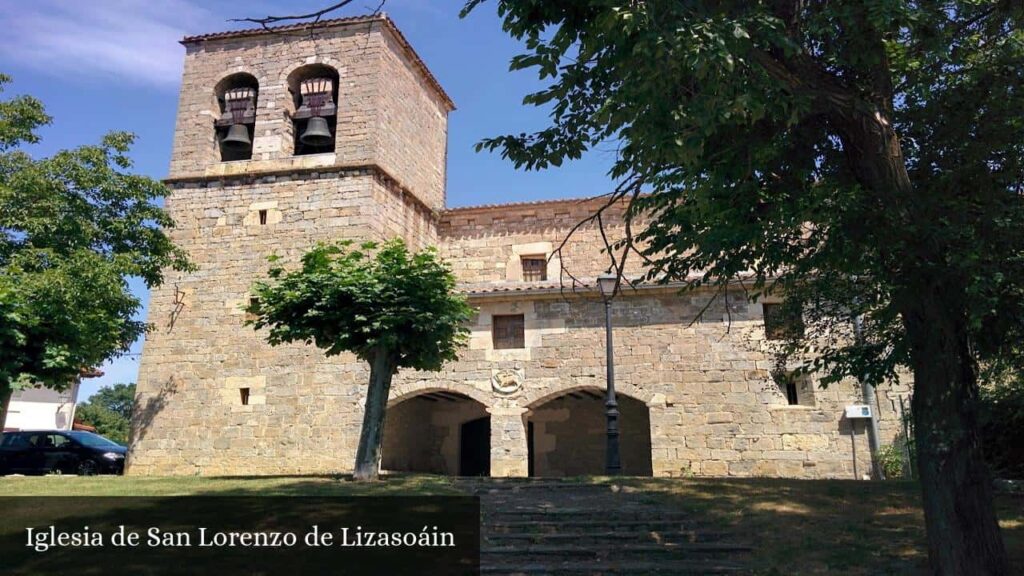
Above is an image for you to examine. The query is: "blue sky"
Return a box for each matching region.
[0,0,617,401]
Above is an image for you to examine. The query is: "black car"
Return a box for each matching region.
[0,430,126,476]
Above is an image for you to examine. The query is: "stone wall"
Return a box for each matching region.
[529,394,653,477]
[168,18,449,210]
[439,197,647,285]
[131,17,913,480]
[381,396,487,475]
[128,171,435,476]
[133,278,910,478]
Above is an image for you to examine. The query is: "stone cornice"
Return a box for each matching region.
[163,163,439,222]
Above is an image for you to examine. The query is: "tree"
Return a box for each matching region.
[461,2,1022,573]
[74,383,136,445]
[247,239,473,480]
[0,75,193,429]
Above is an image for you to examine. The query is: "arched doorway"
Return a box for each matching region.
[381,391,490,476]
[526,388,653,477]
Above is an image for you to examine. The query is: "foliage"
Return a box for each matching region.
[979,378,1024,479]
[879,443,906,480]
[460,0,1024,386]
[249,238,473,480]
[248,239,473,369]
[0,74,192,404]
[74,383,136,445]
[462,1,1021,569]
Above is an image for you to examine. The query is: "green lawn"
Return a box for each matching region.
[0,474,458,496]
[1,474,1020,574]
[610,476,1024,575]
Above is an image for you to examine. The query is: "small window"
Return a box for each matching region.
[240,388,250,406]
[773,372,815,406]
[521,256,547,282]
[258,210,268,225]
[245,298,260,323]
[492,314,525,350]
[763,302,804,340]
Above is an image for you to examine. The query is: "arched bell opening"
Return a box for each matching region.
[287,64,340,156]
[525,388,653,477]
[381,391,490,477]
[214,73,258,161]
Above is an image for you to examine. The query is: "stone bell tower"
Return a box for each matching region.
[128,16,454,475]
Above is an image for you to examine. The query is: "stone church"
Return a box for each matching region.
[128,15,911,479]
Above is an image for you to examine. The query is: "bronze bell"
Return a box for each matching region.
[221,123,251,150]
[300,116,332,147]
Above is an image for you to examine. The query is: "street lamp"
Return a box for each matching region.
[597,273,622,475]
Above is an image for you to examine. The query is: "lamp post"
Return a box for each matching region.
[597,273,622,475]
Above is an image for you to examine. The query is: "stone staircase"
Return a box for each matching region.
[457,479,753,575]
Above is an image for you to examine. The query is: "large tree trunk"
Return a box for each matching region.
[0,381,12,431]
[353,346,398,481]
[827,102,1009,573]
[901,285,1009,575]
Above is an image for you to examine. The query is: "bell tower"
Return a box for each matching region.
[128,16,454,475]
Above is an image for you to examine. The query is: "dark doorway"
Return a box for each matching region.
[459,417,491,476]
[527,421,535,477]
[382,392,488,476]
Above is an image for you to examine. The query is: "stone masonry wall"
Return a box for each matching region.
[529,394,653,477]
[439,198,646,285]
[373,29,450,209]
[386,290,912,480]
[133,272,911,478]
[132,18,912,480]
[168,19,449,209]
[129,172,435,475]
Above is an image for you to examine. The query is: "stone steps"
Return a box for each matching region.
[483,543,753,556]
[462,479,753,575]
[489,516,704,528]
[480,559,750,575]
[485,529,732,544]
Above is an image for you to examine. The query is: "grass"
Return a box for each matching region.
[0,473,459,497]
[1,474,1020,574]
[607,476,1024,575]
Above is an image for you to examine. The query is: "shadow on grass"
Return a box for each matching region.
[459,475,1022,575]
[613,477,1021,575]
[0,481,479,575]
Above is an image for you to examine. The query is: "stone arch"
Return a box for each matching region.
[382,386,492,476]
[281,62,341,155]
[388,381,493,409]
[521,381,656,410]
[212,72,259,162]
[523,385,654,477]
[276,56,347,93]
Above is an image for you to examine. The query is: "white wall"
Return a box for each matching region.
[3,382,79,431]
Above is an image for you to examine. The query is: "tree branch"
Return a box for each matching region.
[229,0,385,30]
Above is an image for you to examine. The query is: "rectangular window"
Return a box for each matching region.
[492,314,525,350]
[258,209,268,225]
[763,302,804,340]
[774,372,815,406]
[245,298,260,323]
[240,388,250,406]
[521,256,547,282]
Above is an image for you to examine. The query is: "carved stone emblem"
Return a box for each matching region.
[491,368,524,395]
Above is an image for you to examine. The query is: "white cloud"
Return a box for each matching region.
[0,0,215,89]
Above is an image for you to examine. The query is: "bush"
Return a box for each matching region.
[978,379,1024,479]
[879,444,906,479]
